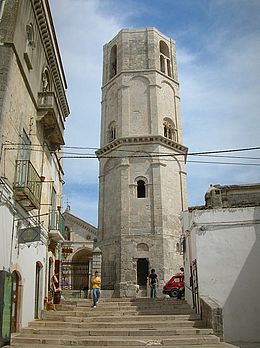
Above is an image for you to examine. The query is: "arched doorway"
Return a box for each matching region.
[65,249,92,291]
[48,257,54,293]
[137,258,149,286]
[11,271,21,332]
[72,249,90,290]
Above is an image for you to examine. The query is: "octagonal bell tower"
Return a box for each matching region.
[96,28,188,297]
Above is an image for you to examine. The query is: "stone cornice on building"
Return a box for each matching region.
[31,0,70,119]
[63,211,97,235]
[96,136,188,158]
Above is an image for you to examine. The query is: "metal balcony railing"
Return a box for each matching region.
[14,160,42,210]
[49,210,65,238]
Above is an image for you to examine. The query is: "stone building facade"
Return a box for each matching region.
[61,207,99,297]
[0,0,69,334]
[96,28,188,297]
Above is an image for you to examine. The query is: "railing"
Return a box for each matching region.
[49,210,65,238]
[14,160,42,207]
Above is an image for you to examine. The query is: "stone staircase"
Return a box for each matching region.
[8,297,238,347]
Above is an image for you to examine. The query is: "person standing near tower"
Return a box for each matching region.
[91,271,101,308]
[148,269,158,298]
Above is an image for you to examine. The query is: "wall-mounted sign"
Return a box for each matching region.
[18,226,41,244]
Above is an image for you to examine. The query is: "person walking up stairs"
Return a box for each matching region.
[7,298,238,347]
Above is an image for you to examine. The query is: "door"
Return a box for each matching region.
[17,130,31,186]
[34,263,42,319]
[11,271,20,332]
[191,259,200,314]
[0,270,12,346]
[137,258,149,286]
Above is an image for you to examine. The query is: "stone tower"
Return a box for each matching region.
[96,28,188,297]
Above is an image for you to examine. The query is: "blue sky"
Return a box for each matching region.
[50,0,260,226]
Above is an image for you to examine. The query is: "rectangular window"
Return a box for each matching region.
[0,0,5,21]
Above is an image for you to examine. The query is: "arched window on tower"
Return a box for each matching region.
[163,118,176,141]
[159,41,172,77]
[107,121,117,143]
[109,45,117,79]
[137,180,146,198]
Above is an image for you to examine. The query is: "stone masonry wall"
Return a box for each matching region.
[200,296,224,341]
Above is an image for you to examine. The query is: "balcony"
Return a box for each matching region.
[13,160,42,211]
[37,91,65,151]
[49,210,65,242]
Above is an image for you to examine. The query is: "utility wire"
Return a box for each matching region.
[3,142,260,154]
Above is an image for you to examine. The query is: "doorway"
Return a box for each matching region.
[137,258,149,286]
[34,262,42,319]
[11,271,21,332]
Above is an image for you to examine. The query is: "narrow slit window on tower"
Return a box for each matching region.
[137,180,146,198]
[109,45,117,79]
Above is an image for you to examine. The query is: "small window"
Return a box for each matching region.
[163,118,176,141]
[42,68,51,92]
[26,23,34,48]
[137,180,146,198]
[109,45,117,79]
[108,121,117,142]
[24,23,34,70]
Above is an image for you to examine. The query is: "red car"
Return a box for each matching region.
[163,273,184,297]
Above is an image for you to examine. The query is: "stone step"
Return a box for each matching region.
[9,296,239,348]
[12,334,221,346]
[74,304,191,310]
[63,299,187,305]
[6,344,238,348]
[29,319,205,329]
[21,326,213,336]
[41,312,201,322]
[41,308,195,319]
[73,307,193,314]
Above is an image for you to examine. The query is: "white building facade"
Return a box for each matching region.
[0,0,69,338]
[182,184,260,344]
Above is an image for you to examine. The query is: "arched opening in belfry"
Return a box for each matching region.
[159,40,172,77]
[137,258,149,286]
[109,45,117,79]
[163,118,176,140]
[108,121,117,142]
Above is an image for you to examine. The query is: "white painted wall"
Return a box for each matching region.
[182,207,260,342]
[12,241,46,328]
[0,206,13,270]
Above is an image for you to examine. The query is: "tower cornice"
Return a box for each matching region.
[102,69,179,90]
[96,136,188,158]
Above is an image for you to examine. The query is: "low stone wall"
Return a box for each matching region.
[200,296,223,340]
